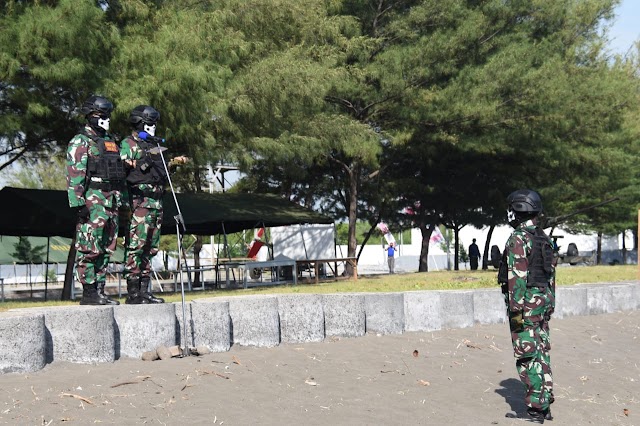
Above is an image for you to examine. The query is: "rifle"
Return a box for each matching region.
[539,197,619,229]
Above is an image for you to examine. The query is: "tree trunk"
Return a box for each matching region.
[482,225,495,270]
[454,228,460,271]
[62,236,77,300]
[345,166,359,276]
[418,222,434,272]
[596,231,602,265]
[621,231,627,264]
[193,235,203,287]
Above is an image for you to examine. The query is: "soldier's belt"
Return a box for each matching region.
[130,187,163,198]
[88,181,123,191]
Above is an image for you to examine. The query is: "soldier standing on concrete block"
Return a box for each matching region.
[66,95,126,306]
[120,105,188,304]
[499,189,556,424]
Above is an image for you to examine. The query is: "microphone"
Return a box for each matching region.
[138,131,165,144]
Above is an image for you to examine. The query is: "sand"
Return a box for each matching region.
[1,310,638,425]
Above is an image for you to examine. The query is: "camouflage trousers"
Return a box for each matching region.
[508,305,554,411]
[123,200,163,280]
[74,202,119,286]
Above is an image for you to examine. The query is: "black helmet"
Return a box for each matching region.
[80,96,113,117]
[129,105,160,126]
[507,189,543,213]
[507,189,543,227]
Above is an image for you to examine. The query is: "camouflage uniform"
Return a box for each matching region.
[501,217,556,413]
[120,132,166,303]
[66,125,126,304]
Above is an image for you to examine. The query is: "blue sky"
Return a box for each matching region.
[609,0,639,55]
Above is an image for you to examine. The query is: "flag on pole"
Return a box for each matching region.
[429,226,444,244]
[377,222,396,245]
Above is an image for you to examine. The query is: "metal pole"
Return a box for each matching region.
[156,140,190,357]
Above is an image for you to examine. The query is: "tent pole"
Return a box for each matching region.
[44,237,50,301]
[221,222,236,284]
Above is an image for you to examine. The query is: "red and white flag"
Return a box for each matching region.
[429,227,444,244]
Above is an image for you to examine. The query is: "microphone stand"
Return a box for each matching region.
[154,139,192,357]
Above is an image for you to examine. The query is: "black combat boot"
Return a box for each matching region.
[505,408,546,424]
[97,281,120,305]
[140,276,165,303]
[80,284,107,306]
[125,277,149,305]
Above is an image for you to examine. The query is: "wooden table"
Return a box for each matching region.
[295,257,358,284]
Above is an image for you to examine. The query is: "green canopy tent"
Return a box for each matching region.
[0,186,334,299]
[0,187,333,237]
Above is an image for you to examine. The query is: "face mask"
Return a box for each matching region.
[507,208,518,228]
[143,123,156,136]
[97,116,110,132]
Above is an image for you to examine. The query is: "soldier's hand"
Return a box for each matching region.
[509,311,524,332]
[76,205,90,219]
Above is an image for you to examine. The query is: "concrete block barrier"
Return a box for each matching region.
[44,306,115,364]
[632,283,640,310]
[440,291,474,329]
[586,284,618,315]
[0,312,46,373]
[228,296,280,347]
[323,294,365,337]
[404,291,442,332]
[608,284,637,312]
[364,293,404,335]
[278,294,324,343]
[473,289,506,325]
[190,300,231,352]
[2,282,639,375]
[174,301,193,349]
[114,304,177,359]
[555,286,588,319]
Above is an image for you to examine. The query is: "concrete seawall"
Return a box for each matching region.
[1,282,639,374]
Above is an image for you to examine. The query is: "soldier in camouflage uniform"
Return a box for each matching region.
[499,189,555,424]
[120,105,187,304]
[66,96,126,306]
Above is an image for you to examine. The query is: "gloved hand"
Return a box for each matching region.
[76,205,90,219]
[509,311,524,332]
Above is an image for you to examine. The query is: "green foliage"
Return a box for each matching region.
[11,236,45,263]
[0,0,638,270]
[335,222,411,246]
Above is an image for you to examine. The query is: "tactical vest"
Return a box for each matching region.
[525,227,553,288]
[497,227,553,289]
[84,132,126,182]
[125,138,168,186]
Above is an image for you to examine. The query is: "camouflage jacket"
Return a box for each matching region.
[66,125,127,209]
[502,218,556,315]
[120,132,166,210]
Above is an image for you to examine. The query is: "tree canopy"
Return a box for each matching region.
[1,0,639,270]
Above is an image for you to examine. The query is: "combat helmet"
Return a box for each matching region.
[129,105,160,126]
[506,189,543,227]
[80,96,113,117]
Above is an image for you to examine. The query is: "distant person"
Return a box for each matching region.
[385,242,397,274]
[66,95,126,305]
[499,189,556,423]
[468,238,481,270]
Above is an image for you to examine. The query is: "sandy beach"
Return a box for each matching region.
[1,310,638,425]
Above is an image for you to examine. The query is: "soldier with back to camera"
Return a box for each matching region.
[499,189,556,423]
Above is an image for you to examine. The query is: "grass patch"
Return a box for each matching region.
[0,265,637,312]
